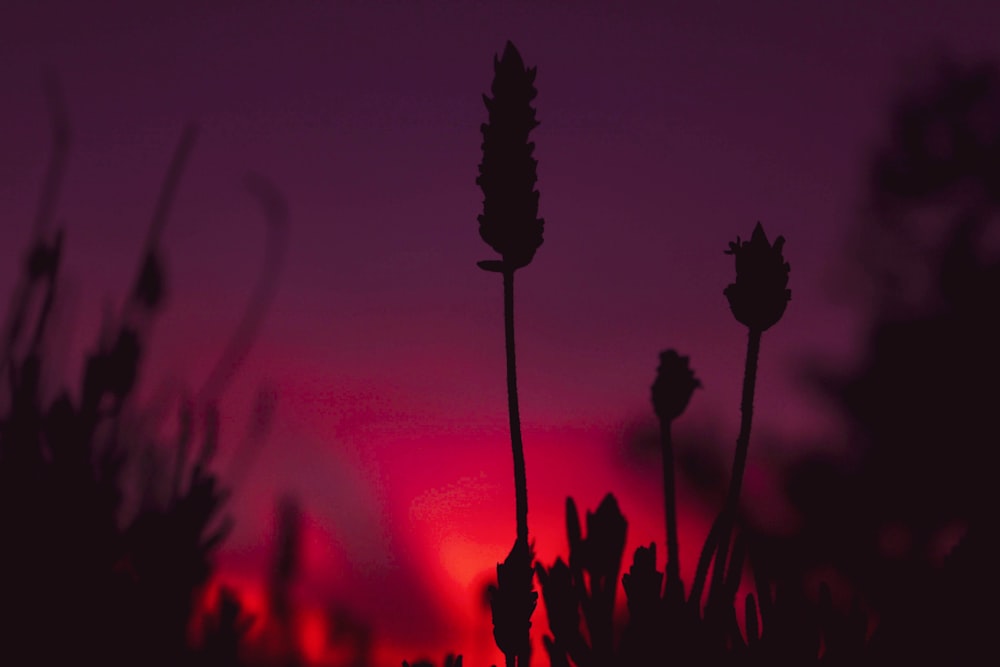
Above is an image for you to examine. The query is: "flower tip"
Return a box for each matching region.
[501,41,525,68]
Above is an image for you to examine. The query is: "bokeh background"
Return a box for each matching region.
[3,1,999,664]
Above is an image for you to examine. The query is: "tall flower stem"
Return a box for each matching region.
[710,327,762,595]
[477,42,541,667]
[728,328,761,515]
[650,349,700,602]
[659,416,681,595]
[503,267,529,547]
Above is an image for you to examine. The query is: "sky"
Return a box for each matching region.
[3,1,1000,664]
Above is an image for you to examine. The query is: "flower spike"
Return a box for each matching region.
[476,41,544,270]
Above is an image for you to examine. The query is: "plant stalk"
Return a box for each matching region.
[503,267,529,548]
[710,328,762,597]
[660,416,682,596]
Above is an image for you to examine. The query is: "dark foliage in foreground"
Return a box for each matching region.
[0,112,238,664]
[0,89,300,666]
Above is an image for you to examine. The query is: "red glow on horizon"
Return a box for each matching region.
[207,416,723,665]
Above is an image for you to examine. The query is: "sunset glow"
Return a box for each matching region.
[3,1,1000,665]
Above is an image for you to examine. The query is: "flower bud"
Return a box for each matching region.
[651,350,701,422]
[579,494,628,579]
[723,222,791,331]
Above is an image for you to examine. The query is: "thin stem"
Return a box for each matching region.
[195,175,288,407]
[145,123,198,250]
[660,416,681,594]
[710,328,762,597]
[688,513,724,612]
[728,328,761,513]
[503,268,529,547]
[1,74,71,375]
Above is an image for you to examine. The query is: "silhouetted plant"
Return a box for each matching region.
[199,586,256,667]
[476,40,543,667]
[618,543,664,663]
[0,81,312,667]
[490,538,537,667]
[706,222,790,611]
[530,225,810,666]
[1,72,70,379]
[0,81,216,663]
[476,42,544,275]
[651,350,701,604]
[537,495,626,667]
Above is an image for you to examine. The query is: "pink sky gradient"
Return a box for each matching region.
[3,2,1000,664]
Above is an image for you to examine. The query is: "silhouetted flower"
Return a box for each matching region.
[489,539,538,661]
[724,222,791,331]
[622,544,663,619]
[651,351,698,595]
[476,41,544,271]
[651,350,701,422]
[620,543,667,666]
[477,43,542,662]
[536,558,581,646]
[574,494,628,578]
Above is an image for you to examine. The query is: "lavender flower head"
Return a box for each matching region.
[476,41,544,271]
[723,222,791,331]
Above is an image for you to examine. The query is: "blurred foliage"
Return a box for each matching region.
[0,91,366,667]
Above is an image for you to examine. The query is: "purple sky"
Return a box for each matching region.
[3,1,1000,664]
